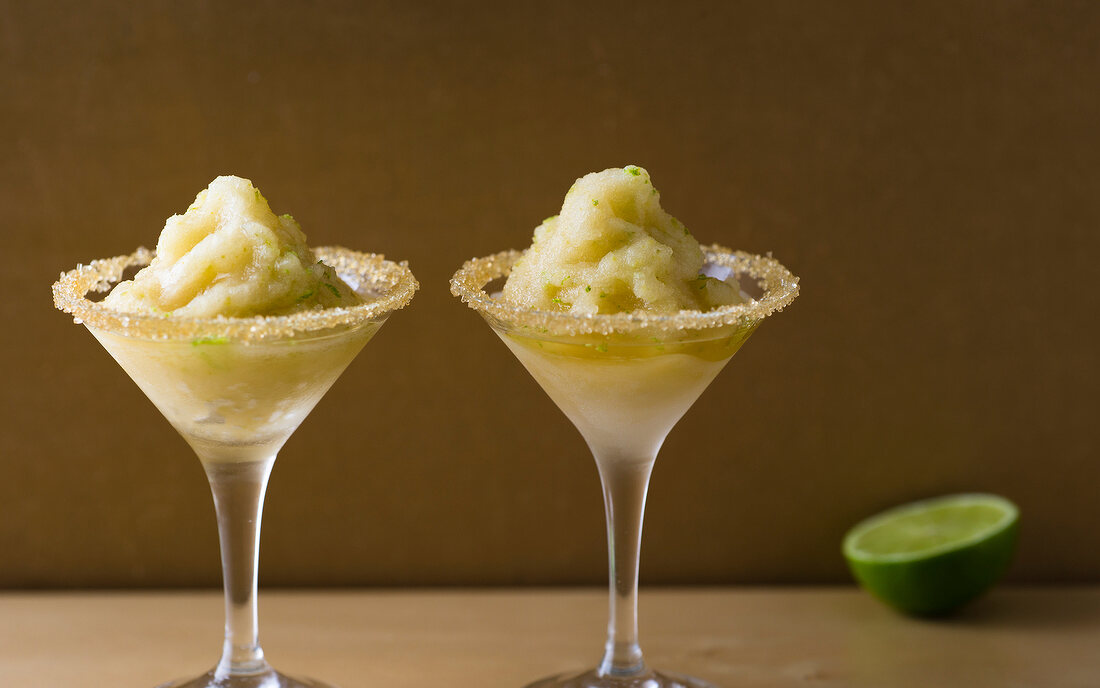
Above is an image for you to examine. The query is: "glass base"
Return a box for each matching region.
[526,669,717,688]
[157,668,336,688]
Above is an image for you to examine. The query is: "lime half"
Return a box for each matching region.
[843,493,1019,616]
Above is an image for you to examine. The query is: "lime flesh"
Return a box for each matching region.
[843,494,1019,616]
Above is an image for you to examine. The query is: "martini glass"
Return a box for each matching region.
[451,246,798,688]
[53,246,418,688]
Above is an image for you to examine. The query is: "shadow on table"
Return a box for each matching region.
[919,587,1100,631]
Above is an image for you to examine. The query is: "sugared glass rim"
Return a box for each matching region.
[450,244,799,337]
[52,246,419,342]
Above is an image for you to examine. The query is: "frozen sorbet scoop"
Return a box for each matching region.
[104,175,361,317]
[502,166,743,314]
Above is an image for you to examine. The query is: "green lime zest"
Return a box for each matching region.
[624,166,642,176]
[323,283,342,299]
[192,335,229,346]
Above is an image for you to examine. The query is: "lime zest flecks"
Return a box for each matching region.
[191,335,229,346]
[624,166,642,176]
[323,283,342,299]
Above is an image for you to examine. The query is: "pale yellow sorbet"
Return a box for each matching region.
[104,175,361,317]
[502,166,742,314]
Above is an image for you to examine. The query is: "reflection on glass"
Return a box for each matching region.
[452,246,798,688]
[54,247,417,688]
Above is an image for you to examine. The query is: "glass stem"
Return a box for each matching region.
[203,456,276,678]
[595,455,656,678]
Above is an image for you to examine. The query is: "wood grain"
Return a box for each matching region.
[0,587,1096,687]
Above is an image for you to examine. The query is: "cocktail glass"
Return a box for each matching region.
[53,246,418,688]
[451,245,798,688]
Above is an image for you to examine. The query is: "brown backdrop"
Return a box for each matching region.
[2,1,1097,588]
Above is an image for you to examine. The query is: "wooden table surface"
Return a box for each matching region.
[1,587,1096,687]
